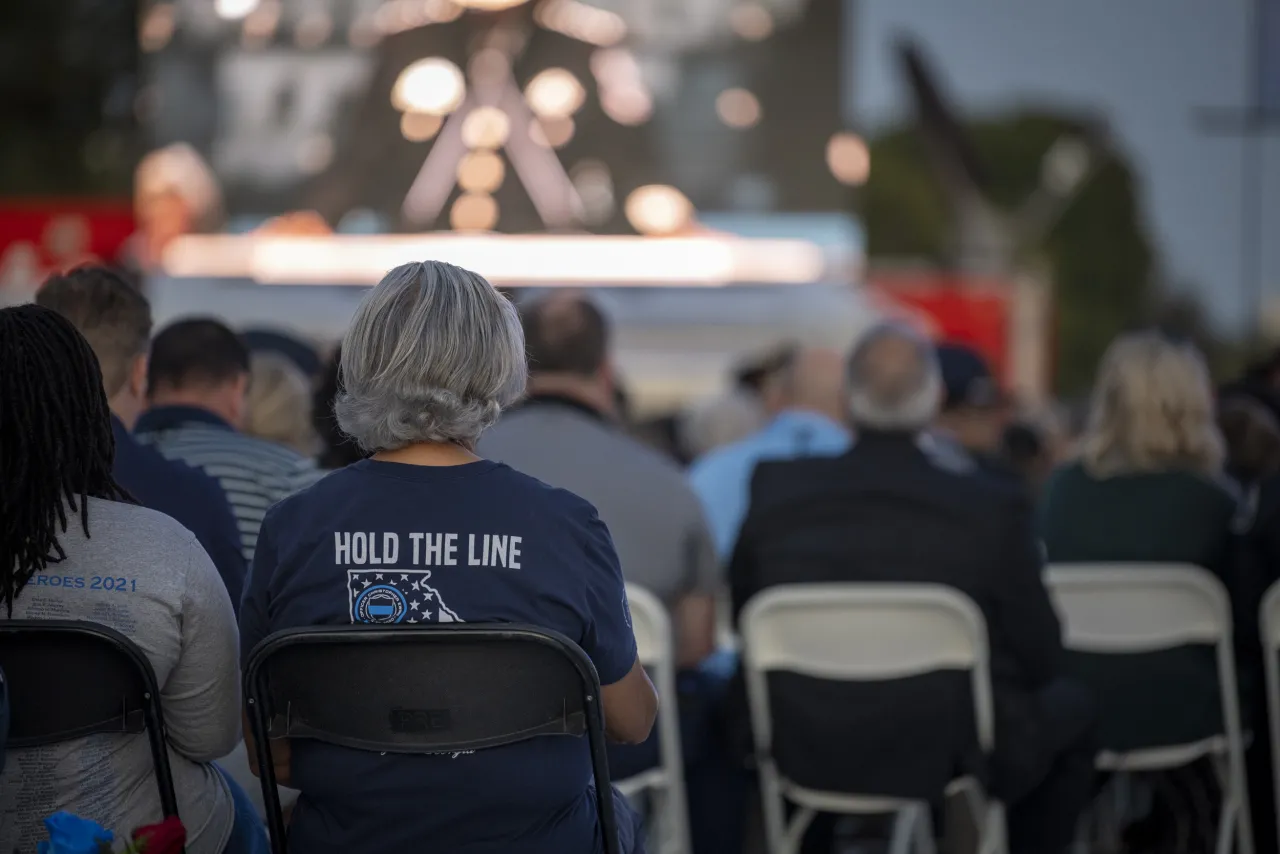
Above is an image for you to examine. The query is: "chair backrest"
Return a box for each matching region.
[740,583,994,752]
[1045,564,1231,653]
[245,624,604,752]
[0,620,164,746]
[244,624,620,854]
[624,583,671,671]
[0,619,179,818]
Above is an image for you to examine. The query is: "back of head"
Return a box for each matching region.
[776,347,848,423]
[521,292,609,378]
[1218,394,1280,483]
[846,322,942,432]
[337,261,527,451]
[149,317,250,394]
[0,305,128,612]
[35,266,151,398]
[1080,331,1223,477]
[246,351,316,454]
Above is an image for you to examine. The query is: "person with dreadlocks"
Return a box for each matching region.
[0,305,267,854]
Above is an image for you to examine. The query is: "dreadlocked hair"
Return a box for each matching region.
[0,304,132,614]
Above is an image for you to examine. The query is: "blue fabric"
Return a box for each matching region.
[135,404,235,434]
[687,411,850,559]
[111,417,246,609]
[239,459,641,854]
[216,766,270,854]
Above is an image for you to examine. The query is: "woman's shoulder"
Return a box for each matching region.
[82,496,204,550]
[488,462,601,521]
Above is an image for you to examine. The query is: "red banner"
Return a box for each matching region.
[0,200,135,297]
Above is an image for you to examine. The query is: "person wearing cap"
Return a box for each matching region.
[934,342,1020,485]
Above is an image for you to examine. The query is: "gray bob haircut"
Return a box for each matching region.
[846,321,942,431]
[336,261,527,451]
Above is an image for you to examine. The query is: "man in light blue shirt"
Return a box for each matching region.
[689,347,852,559]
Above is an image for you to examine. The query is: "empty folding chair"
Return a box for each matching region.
[243,624,622,854]
[0,620,181,833]
[741,583,1007,854]
[1047,563,1253,854]
[614,584,691,854]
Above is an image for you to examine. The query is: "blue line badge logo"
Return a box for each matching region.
[348,570,462,625]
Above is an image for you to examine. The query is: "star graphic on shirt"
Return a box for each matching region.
[409,600,420,611]
[401,574,409,581]
[361,580,371,588]
[422,591,434,601]
[375,573,384,580]
[411,580,420,591]
[408,617,419,624]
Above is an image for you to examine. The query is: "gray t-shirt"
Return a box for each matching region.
[0,498,240,854]
[478,399,719,606]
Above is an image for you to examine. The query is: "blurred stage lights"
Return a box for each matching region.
[216,0,260,20]
[729,3,774,41]
[530,117,575,149]
[601,86,652,126]
[400,112,443,142]
[525,68,586,120]
[450,193,500,231]
[461,107,512,149]
[139,4,176,51]
[392,58,466,116]
[826,132,871,185]
[457,151,506,193]
[625,185,693,236]
[534,0,627,47]
[453,0,530,10]
[716,88,761,129]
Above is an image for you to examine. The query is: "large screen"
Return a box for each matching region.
[143,0,847,233]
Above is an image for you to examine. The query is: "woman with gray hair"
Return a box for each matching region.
[239,261,657,854]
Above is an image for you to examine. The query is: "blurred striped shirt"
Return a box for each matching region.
[135,405,321,563]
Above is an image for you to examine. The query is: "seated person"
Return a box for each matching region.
[1041,332,1254,751]
[730,322,1095,854]
[0,305,262,854]
[240,261,658,854]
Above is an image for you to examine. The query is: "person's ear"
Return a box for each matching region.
[128,353,148,401]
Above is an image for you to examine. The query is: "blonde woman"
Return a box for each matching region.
[244,352,316,455]
[1040,331,1247,758]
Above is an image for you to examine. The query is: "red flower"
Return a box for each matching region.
[132,817,186,854]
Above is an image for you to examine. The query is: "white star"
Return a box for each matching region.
[411,580,420,591]
[422,591,434,601]
[361,580,371,588]
[409,600,420,611]
[401,574,409,581]
[375,573,384,580]
[408,617,419,624]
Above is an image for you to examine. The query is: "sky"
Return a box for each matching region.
[848,0,1279,332]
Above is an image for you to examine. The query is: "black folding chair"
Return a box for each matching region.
[243,624,622,854]
[0,620,181,819]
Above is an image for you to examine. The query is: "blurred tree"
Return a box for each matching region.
[861,111,1213,394]
[0,0,138,197]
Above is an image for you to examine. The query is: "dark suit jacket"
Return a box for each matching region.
[728,430,1064,799]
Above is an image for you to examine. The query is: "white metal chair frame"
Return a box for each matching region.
[1259,580,1280,854]
[740,583,1008,854]
[614,584,692,854]
[1046,563,1254,854]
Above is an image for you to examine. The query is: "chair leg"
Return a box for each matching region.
[759,764,790,854]
[781,807,816,854]
[887,806,920,854]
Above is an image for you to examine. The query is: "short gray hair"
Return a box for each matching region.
[846,321,942,431]
[336,261,527,450]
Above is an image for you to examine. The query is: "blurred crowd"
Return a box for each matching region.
[4,260,1280,854]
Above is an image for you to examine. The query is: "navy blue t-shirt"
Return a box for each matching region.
[240,459,638,854]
